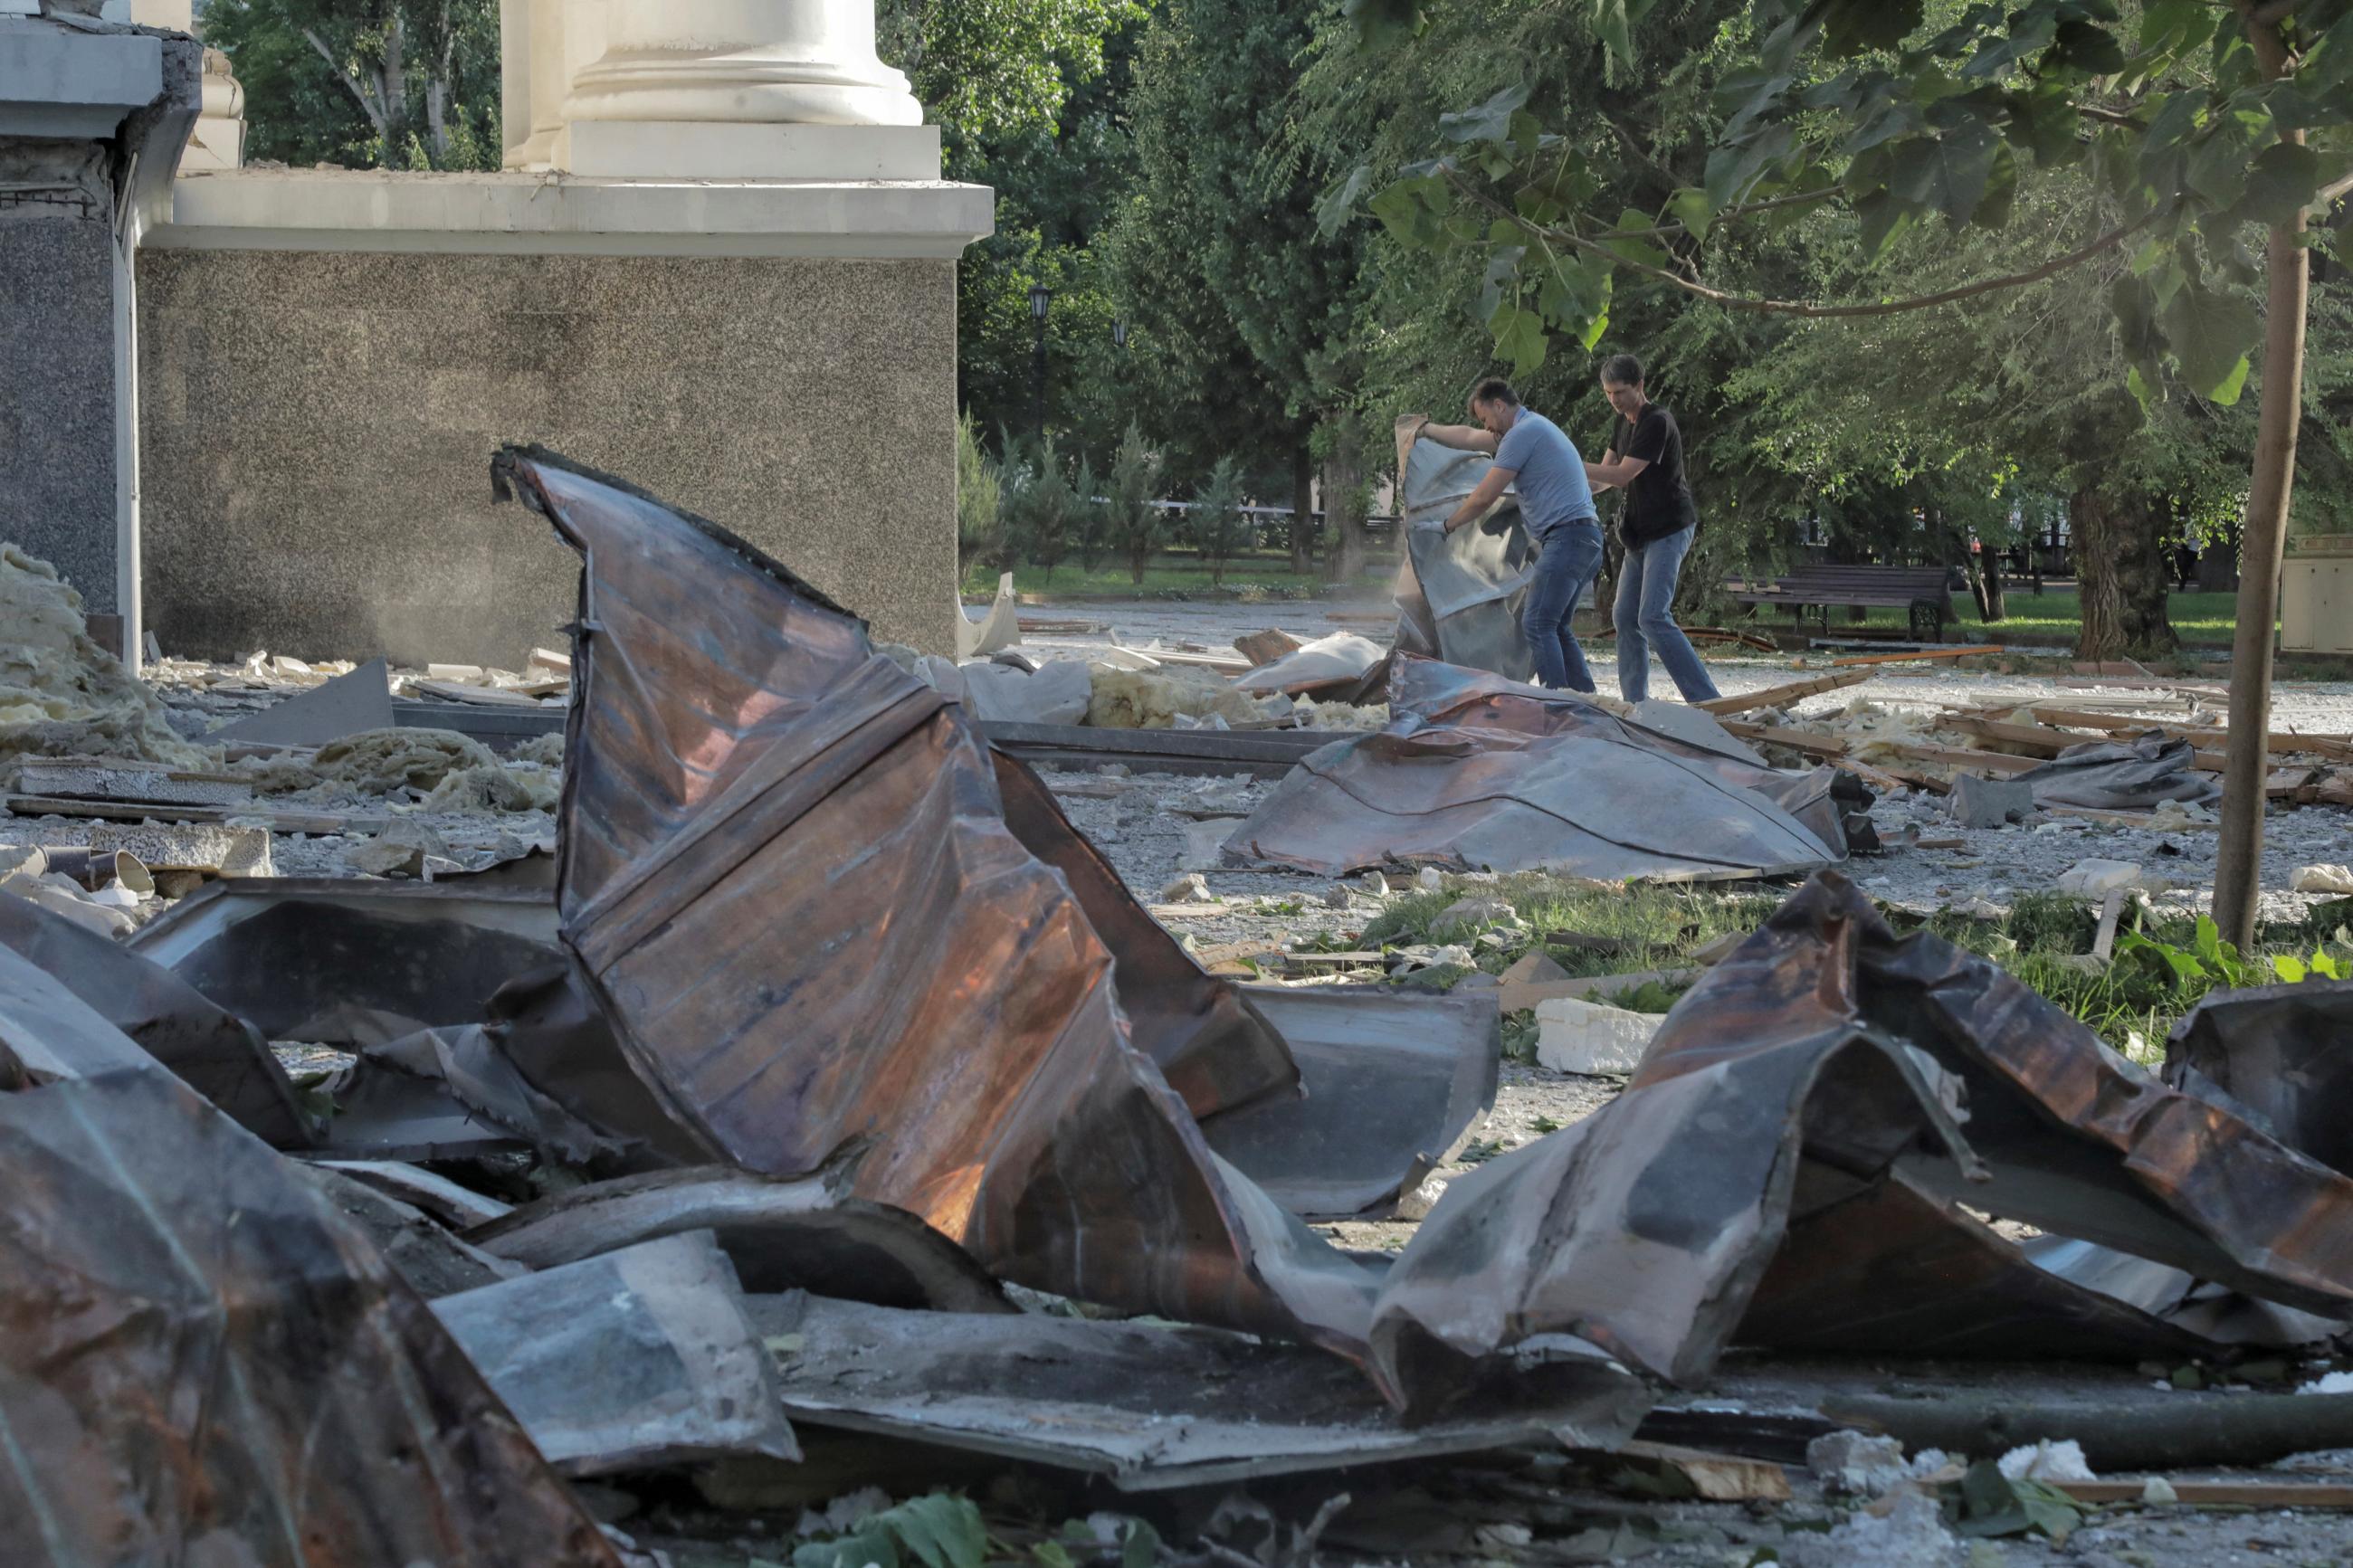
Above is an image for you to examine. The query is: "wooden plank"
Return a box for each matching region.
[3,794,388,835]
[1605,1441,1792,1503]
[1881,744,2043,774]
[1719,721,1850,759]
[1697,669,1872,717]
[1934,717,2073,757]
[1825,645,2000,668]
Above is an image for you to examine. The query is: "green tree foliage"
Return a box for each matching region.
[1109,0,1375,564]
[205,0,501,170]
[1108,421,1168,584]
[1072,452,1110,569]
[935,5,1147,455]
[955,412,1005,575]
[880,0,1143,145]
[1006,439,1081,580]
[1188,456,1251,584]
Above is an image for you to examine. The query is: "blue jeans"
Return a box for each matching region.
[1521,519,1604,693]
[1615,526,1720,703]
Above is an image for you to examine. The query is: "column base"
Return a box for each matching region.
[561,120,938,181]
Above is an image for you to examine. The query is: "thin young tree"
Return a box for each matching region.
[1190,457,1251,586]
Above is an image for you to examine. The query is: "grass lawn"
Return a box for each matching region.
[967,559,2249,648]
[1770,588,2245,647]
[1348,873,2353,1065]
[962,555,1392,601]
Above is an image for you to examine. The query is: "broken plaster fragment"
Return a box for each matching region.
[1157,872,1218,905]
[1532,996,1659,1078]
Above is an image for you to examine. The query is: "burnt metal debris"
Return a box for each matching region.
[0,1062,617,1565]
[1223,655,1852,881]
[14,444,2353,1553]
[0,887,310,1143]
[1371,872,2353,1414]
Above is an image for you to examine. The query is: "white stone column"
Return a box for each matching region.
[558,0,935,179]
[182,48,244,170]
[502,0,570,169]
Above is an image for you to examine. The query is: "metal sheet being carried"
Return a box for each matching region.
[1367,873,2353,1413]
[1223,655,1843,882]
[1198,985,1500,1220]
[0,1066,620,1566]
[751,1291,1650,1492]
[1394,420,1539,681]
[488,447,1401,1365]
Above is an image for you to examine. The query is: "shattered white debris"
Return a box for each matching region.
[2054,859,2157,899]
[2291,864,2353,896]
[1997,1439,2095,1483]
[1532,997,1660,1077]
[1158,872,1218,904]
[1782,1485,1963,1568]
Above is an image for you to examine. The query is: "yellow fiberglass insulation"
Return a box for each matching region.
[0,545,219,768]
[1085,665,1287,729]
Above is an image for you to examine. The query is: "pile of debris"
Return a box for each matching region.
[1716,669,2353,820]
[10,452,2353,1563]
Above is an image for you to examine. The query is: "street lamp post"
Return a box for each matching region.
[1028,284,1053,451]
[1112,319,1129,349]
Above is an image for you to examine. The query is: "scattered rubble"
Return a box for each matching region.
[0,544,217,767]
[7,471,2353,1563]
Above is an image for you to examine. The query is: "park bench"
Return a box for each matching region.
[1727,564,1955,641]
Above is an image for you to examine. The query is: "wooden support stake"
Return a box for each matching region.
[1697,668,1872,717]
[1826,645,2002,668]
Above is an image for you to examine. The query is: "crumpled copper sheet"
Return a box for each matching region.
[490,448,1386,1362]
[0,1038,618,1562]
[2167,976,2353,1176]
[0,888,310,1145]
[991,751,1298,1121]
[1370,873,2353,1411]
[1222,654,1845,881]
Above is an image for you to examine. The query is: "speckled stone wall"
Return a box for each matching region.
[137,250,957,664]
[1,157,119,612]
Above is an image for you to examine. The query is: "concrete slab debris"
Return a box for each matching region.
[1946,771,2037,829]
[954,571,1023,660]
[1532,995,1660,1076]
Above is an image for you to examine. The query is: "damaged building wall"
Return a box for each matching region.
[0,143,118,611]
[0,14,200,643]
[134,246,959,664]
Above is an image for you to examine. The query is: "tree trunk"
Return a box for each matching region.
[2196,521,2241,593]
[1323,439,1367,584]
[2071,487,2179,661]
[1290,444,1315,575]
[1981,554,2005,622]
[2215,5,2310,950]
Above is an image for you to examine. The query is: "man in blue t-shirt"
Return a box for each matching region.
[1411,378,1604,692]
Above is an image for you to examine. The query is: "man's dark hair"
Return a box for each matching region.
[1469,377,1519,407]
[1599,353,1644,387]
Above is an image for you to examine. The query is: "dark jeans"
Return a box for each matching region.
[1613,526,1720,702]
[1521,519,1604,693]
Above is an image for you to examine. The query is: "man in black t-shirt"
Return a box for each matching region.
[1583,352,1720,704]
